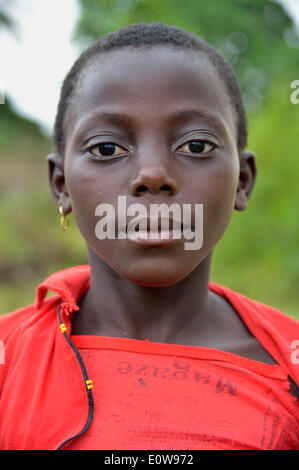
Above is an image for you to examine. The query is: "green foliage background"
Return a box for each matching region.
[0,0,298,319]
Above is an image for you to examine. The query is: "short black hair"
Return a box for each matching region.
[54,21,247,156]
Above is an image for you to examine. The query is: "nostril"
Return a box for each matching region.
[136,185,147,193]
[136,184,173,194]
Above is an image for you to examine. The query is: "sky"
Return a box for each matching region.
[0,0,299,137]
[0,0,81,135]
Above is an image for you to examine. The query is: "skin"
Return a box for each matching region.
[47,45,277,364]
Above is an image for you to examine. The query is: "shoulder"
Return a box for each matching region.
[209,282,299,385]
[210,282,299,334]
[0,296,62,387]
[238,291,299,337]
[0,263,89,343]
[0,296,61,343]
[0,304,35,337]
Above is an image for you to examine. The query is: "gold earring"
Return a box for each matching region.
[58,205,70,231]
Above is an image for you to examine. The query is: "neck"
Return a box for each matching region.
[73,248,214,343]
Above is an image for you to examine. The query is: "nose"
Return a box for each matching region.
[129,166,177,196]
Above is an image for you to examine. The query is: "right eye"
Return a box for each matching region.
[88,142,128,157]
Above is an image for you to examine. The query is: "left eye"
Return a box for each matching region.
[89,142,128,157]
[176,140,214,155]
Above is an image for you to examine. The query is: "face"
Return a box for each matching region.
[49,46,255,287]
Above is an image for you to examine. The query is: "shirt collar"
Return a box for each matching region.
[34,264,91,315]
[33,263,232,319]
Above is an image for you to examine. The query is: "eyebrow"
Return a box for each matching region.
[167,109,227,134]
[74,108,228,140]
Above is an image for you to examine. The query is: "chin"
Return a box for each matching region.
[117,264,196,288]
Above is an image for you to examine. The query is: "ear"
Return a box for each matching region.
[46,153,72,214]
[234,150,257,211]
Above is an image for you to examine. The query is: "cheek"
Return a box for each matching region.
[64,159,105,241]
[201,157,239,248]
[64,158,127,256]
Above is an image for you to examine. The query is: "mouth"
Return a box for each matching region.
[124,216,186,246]
[126,216,184,234]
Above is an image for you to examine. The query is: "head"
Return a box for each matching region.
[47,21,257,286]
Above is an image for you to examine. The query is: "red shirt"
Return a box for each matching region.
[66,335,298,450]
[0,264,298,450]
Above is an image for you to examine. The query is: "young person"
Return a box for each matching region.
[0,22,298,450]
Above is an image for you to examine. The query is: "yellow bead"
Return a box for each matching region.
[60,323,67,333]
[86,379,94,390]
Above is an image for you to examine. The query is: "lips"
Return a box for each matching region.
[123,215,185,246]
[126,216,184,234]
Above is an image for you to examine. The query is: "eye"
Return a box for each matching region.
[88,142,128,157]
[176,140,215,155]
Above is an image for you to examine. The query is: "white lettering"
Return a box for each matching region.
[104,454,139,467]
[94,196,204,250]
[290,80,299,104]
[290,339,299,365]
[0,340,5,364]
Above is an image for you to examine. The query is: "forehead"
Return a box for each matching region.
[64,46,236,145]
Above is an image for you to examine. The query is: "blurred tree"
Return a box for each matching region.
[0,0,16,32]
[74,0,299,110]
[0,1,46,152]
[0,96,47,151]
